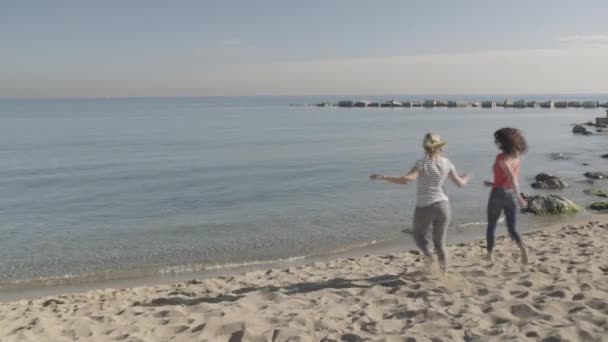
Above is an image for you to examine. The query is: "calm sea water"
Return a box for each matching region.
[0,95,607,288]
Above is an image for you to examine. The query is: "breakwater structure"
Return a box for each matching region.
[307,99,608,109]
[597,110,608,126]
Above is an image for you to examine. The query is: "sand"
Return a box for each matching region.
[2,219,608,342]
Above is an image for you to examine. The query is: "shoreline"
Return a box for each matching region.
[2,215,607,340]
[0,212,599,303]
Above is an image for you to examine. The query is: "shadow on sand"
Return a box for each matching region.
[136,271,432,308]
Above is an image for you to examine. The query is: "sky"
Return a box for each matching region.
[2,0,608,98]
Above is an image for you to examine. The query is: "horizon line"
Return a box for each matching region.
[2,92,608,101]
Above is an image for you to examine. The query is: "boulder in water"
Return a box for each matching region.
[531,173,567,189]
[534,173,556,181]
[573,124,592,135]
[338,100,354,108]
[521,194,581,215]
[584,172,608,180]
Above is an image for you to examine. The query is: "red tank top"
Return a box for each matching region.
[492,153,520,189]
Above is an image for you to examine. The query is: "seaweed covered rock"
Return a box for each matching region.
[531,173,567,189]
[590,202,608,211]
[521,194,581,215]
[583,189,608,198]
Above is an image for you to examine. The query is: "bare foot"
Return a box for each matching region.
[486,251,494,263]
[519,245,528,265]
[423,255,434,266]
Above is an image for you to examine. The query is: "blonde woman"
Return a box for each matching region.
[370,133,471,275]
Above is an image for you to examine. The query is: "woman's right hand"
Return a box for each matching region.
[483,180,494,187]
[369,174,384,181]
[518,196,528,208]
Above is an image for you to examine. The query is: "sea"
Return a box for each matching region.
[0,95,607,294]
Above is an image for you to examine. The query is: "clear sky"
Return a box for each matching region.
[2,0,608,98]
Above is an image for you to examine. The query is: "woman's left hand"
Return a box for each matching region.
[369,174,384,181]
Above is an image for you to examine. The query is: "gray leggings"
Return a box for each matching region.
[412,201,451,270]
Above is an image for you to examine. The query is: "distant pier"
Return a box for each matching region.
[597,110,608,126]
[310,99,608,109]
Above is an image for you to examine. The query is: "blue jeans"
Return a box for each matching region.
[486,188,521,252]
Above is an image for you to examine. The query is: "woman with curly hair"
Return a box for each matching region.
[370,133,471,275]
[483,127,529,264]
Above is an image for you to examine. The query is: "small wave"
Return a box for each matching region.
[316,240,379,256]
[7,273,81,284]
[400,216,506,232]
[158,255,308,275]
[0,271,106,290]
[0,256,311,290]
[0,224,17,233]
[456,216,505,230]
[159,239,384,276]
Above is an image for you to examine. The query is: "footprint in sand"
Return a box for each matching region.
[191,323,206,333]
[518,280,533,288]
[465,269,488,277]
[586,299,608,314]
[340,333,364,342]
[476,288,490,296]
[509,290,529,299]
[151,310,172,318]
[543,289,567,299]
[152,325,190,337]
[510,303,542,319]
[113,334,130,341]
[568,306,586,314]
[227,329,246,342]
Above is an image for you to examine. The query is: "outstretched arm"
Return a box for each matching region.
[370,167,419,185]
[448,169,471,188]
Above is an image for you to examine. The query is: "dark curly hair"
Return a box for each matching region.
[494,127,528,155]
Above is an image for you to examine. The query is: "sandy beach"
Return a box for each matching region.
[2,216,608,342]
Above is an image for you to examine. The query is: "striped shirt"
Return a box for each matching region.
[413,156,455,207]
